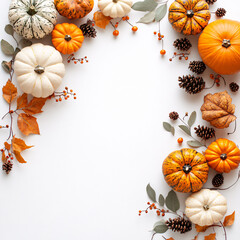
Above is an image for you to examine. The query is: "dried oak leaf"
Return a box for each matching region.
[17,93,28,109]
[201,91,236,129]
[195,224,209,233]
[204,233,216,240]
[93,11,112,29]
[2,80,17,103]
[223,211,235,226]
[12,137,32,163]
[17,113,40,136]
[23,97,47,115]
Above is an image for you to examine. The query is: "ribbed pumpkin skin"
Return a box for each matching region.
[198,19,240,75]
[162,148,209,193]
[52,23,84,55]
[54,0,94,19]
[205,138,240,173]
[169,0,210,35]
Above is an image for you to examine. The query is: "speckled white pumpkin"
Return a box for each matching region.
[14,43,65,98]
[185,189,227,226]
[9,0,57,39]
[98,0,132,18]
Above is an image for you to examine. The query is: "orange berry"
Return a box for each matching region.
[6,125,9,128]
[210,74,214,79]
[81,61,84,64]
[162,213,165,217]
[70,89,73,93]
[169,58,172,61]
[115,24,118,28]
[139,210,142,213]
[122,17,126,21]
[158,33,160,37]
[74,97,77,99]
[154,31,157,35]
[145,210,148,213]
[56,99,58,102]
[147,202,150,205]
[126,16,129,20]
[158,37,162,40]
[178,137,183,144]
[185,57,188,60]
[161,35,164,38]
[160,49,166,55]
[132,26,138,32]
[215,79,220,83]
[113,30,119,36]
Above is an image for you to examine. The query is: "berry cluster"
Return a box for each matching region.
[67,54,88,64]
[53,87,77,102]
[210,73,226,87]
[139,202,169,217]
[170,52,189,61]
[112,16,138,36]
[0,125,9,129]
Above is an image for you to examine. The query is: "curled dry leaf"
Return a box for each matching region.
[201,91,236,129]
[4,142,11,150]
[2,151,6,163]
[17,113,40,136]
[12,137,32,163]
[223,211,235,226]
[93,11,112,29]
[195,224,209,233]
[2,80,17,103]
[204,233,216,240]
[13,151,26,163]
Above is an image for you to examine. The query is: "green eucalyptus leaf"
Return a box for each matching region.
[5,24,14,36]
[13,47,21,57]
[153,222,168,233]
[146,184,156,202]
[188,111,196,127]
[158,194,164,206]
[132,0,158,12]
[1,39,14,56]
[187,140,202,148]
[137,10,156,24]
[19,39,32,48]
[1,61,11,73]
[155,4,167,22]
[178,125,191,136]
[166,190,180,212]
[163,122,175,136]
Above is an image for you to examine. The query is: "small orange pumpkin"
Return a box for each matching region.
[52,23,84,55]
[54,0,94,20]
[162,148,209,193]
[205,138,240,173]
[168,0,211,35]
[198,19,240,75]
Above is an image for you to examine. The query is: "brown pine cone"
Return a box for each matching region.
[178,75,205,94]
[169,111,179,120]
[189,61,206,74]
[229,82,239,92]
[212,174,224,187]
[173,38,192,51]
[216,8,226,17]
[80,20,97,38]
[206,0,217,5]
[194,125,215,140]
[2,162,13,174]
[166,217,192,234]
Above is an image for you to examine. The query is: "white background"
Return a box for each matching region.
[0,0,240,239]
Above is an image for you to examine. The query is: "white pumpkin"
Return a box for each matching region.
[9,0,57,39]
[98,0,133,18]
[185,189,227,226]
[14,43,65,98]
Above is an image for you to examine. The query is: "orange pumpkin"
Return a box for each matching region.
[168,0,211,35]
[54,0,94,20]
[198,19,240,75]
[162,148,209,193]
[205,138,240,173]
[52,23,84,55]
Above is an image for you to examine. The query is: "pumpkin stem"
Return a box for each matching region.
[183,164,192,174]
[113,0,118,3]
[222,39,231,48]
[186,10,194,18]
[203,204,209,211]
[64,35,72,42]
[220,154,227,160]
[34,65,45,74]
[27,5,37,16]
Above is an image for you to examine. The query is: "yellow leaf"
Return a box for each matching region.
[93,11,112,29]
[4,142,11,151]
[17,93,28,109]
[195,224,209,233]
[2,80,17,103]
[223,211,235,226]
[12,137,33,153]
[17,113,40,136]
[204,233,216,240]
[13,151,27,163]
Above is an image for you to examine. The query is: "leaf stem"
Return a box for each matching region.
[220,221,227,240]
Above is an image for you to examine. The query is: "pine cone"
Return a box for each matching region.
[229,82,239,92]
[173,38,192,51]
[178,75,205,94]
[216,8,226,17]
[80,20,97,38]
[206,0,217,5]
[166,217,192,234]
[169,111,179,120]
[194,125,215,140]
[212,174,224,187]
[189,61,206,74]
[2,162,13,174]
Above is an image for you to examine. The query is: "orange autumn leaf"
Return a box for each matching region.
[193,236,198,240]
[12,137,33,153]
[223,211,235,226]
[93,11,112,29]
[204,233,216,240]
[4,142,11,150]
[13,151,27,163]
[2,80,17,103]
[17,93,28,109]
[17,113,40,136]
[2,151,6,163]
[23,97,47,115]
[195,224,209,233]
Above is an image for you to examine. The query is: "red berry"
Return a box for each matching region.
[113,30,119,36]
[160,49,166,55]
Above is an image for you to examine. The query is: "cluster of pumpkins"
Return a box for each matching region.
[162,138,240,226]
[8,0,133,98]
